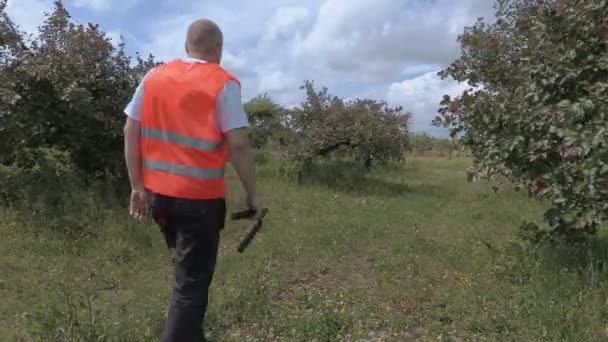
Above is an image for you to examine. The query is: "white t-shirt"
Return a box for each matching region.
[123,57,248,133]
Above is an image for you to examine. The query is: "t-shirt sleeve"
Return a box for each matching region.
[217,81,249,133]
[124,72,150,121]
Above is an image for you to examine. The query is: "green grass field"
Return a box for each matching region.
[2,156,608,341]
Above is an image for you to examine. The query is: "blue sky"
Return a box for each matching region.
[7,0,495,136]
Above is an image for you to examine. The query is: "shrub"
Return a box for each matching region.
[0,147,105,236]
[243,94,286,149]
[436,0,608,235]
[0,1,157,186]
[283,81,410,178]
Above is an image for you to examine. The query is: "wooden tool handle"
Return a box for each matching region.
[235,208,268,253]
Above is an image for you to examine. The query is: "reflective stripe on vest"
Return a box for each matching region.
[142,127,224,151]
[143,159,225,180]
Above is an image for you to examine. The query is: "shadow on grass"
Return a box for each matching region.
[296,160,439,197]
[504,227,608,279]
[537,233,608,272]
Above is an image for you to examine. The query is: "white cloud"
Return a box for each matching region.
[388,70,469,136]
[262,6,312,42]
[140,13,191,61]
[400,64,442,77]
[70,0,138,12]
[72,0,109,11]
[293,0,494,79]
[259,70,297,93]
[6,0,50,35]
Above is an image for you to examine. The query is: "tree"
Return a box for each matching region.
[284,81,410,174]
[0,1,158,186]
[432,95,464,159]
[243,94,284,148]
[436,0,608,236]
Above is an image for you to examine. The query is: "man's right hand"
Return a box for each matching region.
[246,193,262,220]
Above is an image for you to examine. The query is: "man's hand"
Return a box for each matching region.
[246,192,262,220]
[129,187,148,220]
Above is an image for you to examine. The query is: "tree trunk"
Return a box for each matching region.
[364,155,372,169]
[449,136,455,160]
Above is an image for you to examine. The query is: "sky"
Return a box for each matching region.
[6,0,496,136]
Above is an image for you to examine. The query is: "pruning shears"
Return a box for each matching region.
[230,208,269,253]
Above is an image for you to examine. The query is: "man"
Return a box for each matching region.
[123,19,260,342]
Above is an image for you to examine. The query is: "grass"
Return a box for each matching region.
[2,156,608,341]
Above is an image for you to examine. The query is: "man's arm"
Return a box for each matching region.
[218,81,260,211]
[123,117,143,191]
[123,74,148,219]
[123,74,147,191]
[225,128,256,199]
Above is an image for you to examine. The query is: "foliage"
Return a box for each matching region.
[432,95,465,140]
[0,147,106,235]
[432,95,465,159]
[283,81,411,176]
[243,93,285,148]
[0,147,78,205]
[0,1,158,186]
[436,0,608,235]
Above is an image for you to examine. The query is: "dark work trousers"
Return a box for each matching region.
[150,193,226,342]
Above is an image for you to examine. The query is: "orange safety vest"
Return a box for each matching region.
[140,59,239,200]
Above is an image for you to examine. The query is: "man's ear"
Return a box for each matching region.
[216,42,223,58]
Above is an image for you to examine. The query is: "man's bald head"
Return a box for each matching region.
[185,19,223,62]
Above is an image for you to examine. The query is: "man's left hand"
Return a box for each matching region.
[129,187,148,220]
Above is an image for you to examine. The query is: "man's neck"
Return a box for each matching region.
[187,53,217,63]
